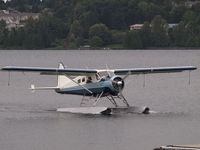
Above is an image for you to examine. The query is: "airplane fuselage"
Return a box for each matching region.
[55,75,124,97]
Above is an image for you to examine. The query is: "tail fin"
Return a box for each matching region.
[28,63,70,92]
[57,62,71,88]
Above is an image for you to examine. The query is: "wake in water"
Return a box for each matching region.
[0,103,189,117]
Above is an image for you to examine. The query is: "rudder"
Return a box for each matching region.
[58,62,71,88]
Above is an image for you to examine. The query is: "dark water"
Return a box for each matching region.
[0,50,200,150]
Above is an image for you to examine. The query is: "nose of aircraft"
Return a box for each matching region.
[117,81,123,85]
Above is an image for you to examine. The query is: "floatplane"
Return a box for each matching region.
[1,63,197,115]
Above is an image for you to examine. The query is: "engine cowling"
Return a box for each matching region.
[110,76,125,91]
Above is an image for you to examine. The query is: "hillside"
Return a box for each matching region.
[0,0,200,49]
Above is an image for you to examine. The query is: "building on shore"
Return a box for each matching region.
[129,24,144,31]
[0,8,39,30]
[129,23,177,31]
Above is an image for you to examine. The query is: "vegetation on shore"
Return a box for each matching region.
[0,0,200,50]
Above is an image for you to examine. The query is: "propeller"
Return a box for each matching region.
[111,76,124,91]
[111,77,129,107]
[111,71,131,91]
[110,75,130,107]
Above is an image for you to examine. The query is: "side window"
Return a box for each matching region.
[78,79,81,83]
[82,78,85,82]
[87,77,92,83]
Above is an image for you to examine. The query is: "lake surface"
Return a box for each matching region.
[0,50,200,150]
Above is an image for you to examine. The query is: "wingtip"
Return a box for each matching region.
[1,66,8,71]
[1,66,13,70]
[191,66,197,70]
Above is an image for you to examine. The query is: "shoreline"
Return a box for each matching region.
[0,47,200,50]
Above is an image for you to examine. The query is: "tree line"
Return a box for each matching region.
[0,0,200,49]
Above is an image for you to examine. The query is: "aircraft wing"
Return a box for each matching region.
[114,66,197,75]
[1,66,97,76]
[1,66,197,76]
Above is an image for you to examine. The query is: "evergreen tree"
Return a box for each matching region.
[171,21,188,46]
[89,24,111,45]
[151,15,169,47]
[140,21,152,48]
[0,20,7,46]
[124,31,143,49]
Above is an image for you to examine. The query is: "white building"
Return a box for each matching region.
[130,23,177,31]
[130,24,143,30]
[0,9,39,30]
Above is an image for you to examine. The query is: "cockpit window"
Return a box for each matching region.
[96,74,100,80]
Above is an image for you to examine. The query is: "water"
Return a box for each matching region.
[0,50,200,150]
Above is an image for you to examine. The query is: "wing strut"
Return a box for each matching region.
[143,74,146,88]
[8,71,10,86]
[93,91,104,106]
[188,71,191,85]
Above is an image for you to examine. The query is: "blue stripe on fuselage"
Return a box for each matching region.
[55,81,118,96]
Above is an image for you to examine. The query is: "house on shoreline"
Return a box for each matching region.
[0,8,39,30]
[130,24,178,31]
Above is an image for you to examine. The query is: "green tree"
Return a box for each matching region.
[169,4,187,23]
[0,0,6,9]
[89,24,111,45]
[171,21,188,46]
[6,0,42,12]
[191,3,200,14]
[15,28,25,47]
[151,15,169,47]
[16,13,67,49]
[79,11,100,38]
[124,31,143,49]
[70,20,83,38]
[90,36,103,47]
[111,30,126,44]
[4,28,17,47]
[183,10,197,24]
[140,21,152,48]
[0,20,7,46]
[182,10,200,47]
[68,20,84,47]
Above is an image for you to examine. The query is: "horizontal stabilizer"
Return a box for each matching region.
[30,84,59,90]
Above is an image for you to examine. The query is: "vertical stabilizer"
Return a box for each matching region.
[58,62,71,88]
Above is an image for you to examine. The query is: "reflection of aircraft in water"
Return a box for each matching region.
[1,63,197,115]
